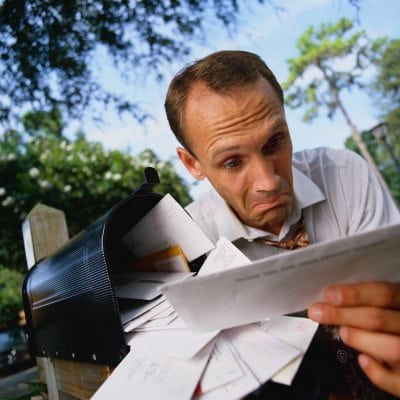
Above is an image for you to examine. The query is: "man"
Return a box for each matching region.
[164,50,400,398]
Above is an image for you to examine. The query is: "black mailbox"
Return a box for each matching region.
[22,168,191,366]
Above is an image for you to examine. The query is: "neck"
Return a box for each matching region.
[263,222,283,236]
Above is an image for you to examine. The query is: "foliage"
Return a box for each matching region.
[345,131,400,204]
[0,109,192,274]
[0,267,24,327]
[0,0,364,126]
[372,39,400,157]
[2,381,47,400]
[373,39,400,114]
[283,17,383,122]
[345,38,400,204]
[282,17,391,189]
[0,0,270,125]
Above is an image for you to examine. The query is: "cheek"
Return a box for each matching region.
[220,170,251,206]
[208,170,248,205]
[274,158,293,185]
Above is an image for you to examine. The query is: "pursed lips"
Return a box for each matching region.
[250,193,289,212]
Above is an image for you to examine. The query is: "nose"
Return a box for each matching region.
[250,156,280,193]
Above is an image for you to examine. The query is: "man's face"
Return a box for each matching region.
[177,78,294,235]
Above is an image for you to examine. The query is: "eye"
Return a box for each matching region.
[263,133,285,154]
[270,134,284,147]
[222,158,242,170]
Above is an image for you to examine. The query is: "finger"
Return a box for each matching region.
[340,326,400,366]
[322,282,400,309]
[358,353,400,397]
[307,303,400,334]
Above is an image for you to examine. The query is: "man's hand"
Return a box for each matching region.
[308,281,400,397]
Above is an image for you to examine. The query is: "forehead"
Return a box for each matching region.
[185,77,281,111]
[182,78,285,151]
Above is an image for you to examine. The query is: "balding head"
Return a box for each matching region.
[165,50,284,153]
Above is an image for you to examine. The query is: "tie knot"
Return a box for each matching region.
[254,215,310,250]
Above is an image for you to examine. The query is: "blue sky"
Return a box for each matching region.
[68,0,400,198]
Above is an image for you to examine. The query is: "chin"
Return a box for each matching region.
[252,208,289,231]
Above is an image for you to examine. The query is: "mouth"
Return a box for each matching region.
[251,194,289,212]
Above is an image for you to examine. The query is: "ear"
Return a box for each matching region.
[176,147,205,180]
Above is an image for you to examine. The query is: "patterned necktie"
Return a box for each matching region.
[254,214,310,250]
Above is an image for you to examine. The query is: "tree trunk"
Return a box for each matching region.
[318,63,397,205]
[335,98,396,202]
[318,65,379,171]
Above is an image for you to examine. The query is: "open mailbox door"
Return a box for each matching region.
[22,168,168,366]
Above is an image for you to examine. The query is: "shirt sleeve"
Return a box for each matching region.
[340,150,400,236]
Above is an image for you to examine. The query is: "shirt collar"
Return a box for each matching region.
[292,166,325,210]
[212,166,326,242]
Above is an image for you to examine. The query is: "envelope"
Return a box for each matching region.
[162,223,400,332]
[114,271,192,300]
[122,194,214,262]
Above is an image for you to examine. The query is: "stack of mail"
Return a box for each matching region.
[93,192,317,400]
[114,271,193,332]
[93,314,318,400]
[112,193,213,333]
[93,191,400,400]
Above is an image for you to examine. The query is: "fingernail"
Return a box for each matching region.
[339,326,348,341]
[324,287,342,305]
[358,354,369,369]
[308,305,323,321]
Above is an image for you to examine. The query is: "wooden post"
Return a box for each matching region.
[22,204,112,400]
[22,203,69,270]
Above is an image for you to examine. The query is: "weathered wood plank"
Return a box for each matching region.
[54,360,113,400]
[23,203,69,268]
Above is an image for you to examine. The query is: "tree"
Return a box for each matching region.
[0,267,24,328]
[345,39,400,204]
[0,0,265,125]
[372,39,400,158]
[0,0,362,126]
[345,130,400,204]
[283,18,393,196]
[0,109,192,273]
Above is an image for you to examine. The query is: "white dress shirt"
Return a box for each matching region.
[186,147,400,261]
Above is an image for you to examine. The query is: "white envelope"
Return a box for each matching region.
[224,325,301,383]
[119,296,166,324]
[264,316,319,385]
[135,312,178,330]
[199,334,244,393]
[92,338,216,400]
[127,328,220,360]
[122,194,214,262]
[195,338,259,400]
[198,237,250,276]
[162,223,400,332]
[123,299,171,332]
[114,271,192,300]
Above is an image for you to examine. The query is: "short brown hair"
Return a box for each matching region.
[164,50,284,152]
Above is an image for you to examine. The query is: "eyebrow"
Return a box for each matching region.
[211,145,242,159]
[269,117,287,132]
[210,117,288,159]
